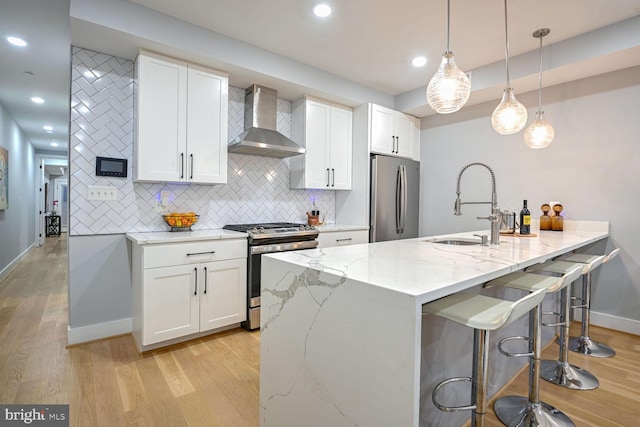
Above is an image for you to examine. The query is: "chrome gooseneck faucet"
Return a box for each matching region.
[454,162,501,245]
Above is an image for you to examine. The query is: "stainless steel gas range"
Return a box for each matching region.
[223,222,319,330]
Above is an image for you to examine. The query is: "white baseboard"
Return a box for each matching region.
[0,243,35,284]
[68,317,132,345]
[589,311,640,336]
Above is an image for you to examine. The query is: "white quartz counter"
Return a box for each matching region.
[126,229,247,245]
[266,223,608,304]
[259,221,609,427]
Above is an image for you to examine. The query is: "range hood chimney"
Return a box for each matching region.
[227,85,305,158]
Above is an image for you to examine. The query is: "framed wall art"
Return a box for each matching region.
[0,146,7,210]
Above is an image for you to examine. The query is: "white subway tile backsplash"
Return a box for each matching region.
[70,47,335,235]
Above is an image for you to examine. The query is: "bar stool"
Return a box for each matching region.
[423,287,547,427]
[526,260,600,390]
[484,264,584,427]
[557,248,620,358]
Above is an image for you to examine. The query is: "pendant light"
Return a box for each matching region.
[491,0,527,134]
[426,0,470,114]
[524,28,554,149]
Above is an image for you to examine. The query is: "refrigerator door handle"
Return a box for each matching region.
[401,165,408,234]
[370,157,377,242]
[396,165,402,234]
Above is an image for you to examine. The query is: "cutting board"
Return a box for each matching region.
[500,232,538,237]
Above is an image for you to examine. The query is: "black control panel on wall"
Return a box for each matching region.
[96,156,128,177]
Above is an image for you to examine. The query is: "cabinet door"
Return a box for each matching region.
[411,116,421,161]
[304,100,331,188]
[187,65,228,184]
[143,264,199,345]
[370,104,394,154]
[394,112,414,158]
[199,259,247,332]
[135,53,188,182]
[329,106,352,190]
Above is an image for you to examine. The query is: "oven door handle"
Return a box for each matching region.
[250,240,318,255]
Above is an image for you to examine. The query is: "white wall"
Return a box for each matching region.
[420,65,640,329]
[0,102,36,282]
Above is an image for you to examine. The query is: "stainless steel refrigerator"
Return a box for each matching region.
[370,154,420,242]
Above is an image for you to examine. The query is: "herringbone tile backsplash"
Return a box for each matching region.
[70,47,335,235]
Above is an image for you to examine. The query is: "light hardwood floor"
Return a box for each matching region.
[1,235,638,426]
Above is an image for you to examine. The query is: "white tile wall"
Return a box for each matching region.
[70,47,335,235]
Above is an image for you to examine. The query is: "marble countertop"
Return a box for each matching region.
[126,229,247,245]
[314,224,369,233]
[264,221,609,305]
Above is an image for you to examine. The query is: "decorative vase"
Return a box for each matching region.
[540,204,552,230]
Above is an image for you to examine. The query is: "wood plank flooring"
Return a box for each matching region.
[1,234,638,426]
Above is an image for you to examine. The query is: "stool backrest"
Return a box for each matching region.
[501,287,547,329]
[604,248,621,264]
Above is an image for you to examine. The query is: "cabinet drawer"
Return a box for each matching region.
[317,230,369,249]
[143,239,246,269]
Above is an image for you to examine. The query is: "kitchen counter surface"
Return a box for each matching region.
[259,221,609,427]
[126,229,247,245]
[266,222,608,304]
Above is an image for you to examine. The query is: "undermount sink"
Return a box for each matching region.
[426,238,482,246]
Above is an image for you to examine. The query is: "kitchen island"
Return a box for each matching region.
[259,221,609,427]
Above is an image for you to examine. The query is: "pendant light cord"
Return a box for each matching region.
[537,35,543,112]
[503,0,510,86]
[446,0,451,53]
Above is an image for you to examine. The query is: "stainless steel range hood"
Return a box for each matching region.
[228,84,305,158]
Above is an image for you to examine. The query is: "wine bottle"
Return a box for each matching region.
[520,200,531,235]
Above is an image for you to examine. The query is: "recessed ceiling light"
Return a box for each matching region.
[43,125,53,132]
[412,56,427,67]
[31,97,44,104]
[50,142,59,147]
[313,3,332,18]
[7,36,27,47]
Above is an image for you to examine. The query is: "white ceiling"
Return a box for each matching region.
[0,0,70,153]
[2,0,640,154]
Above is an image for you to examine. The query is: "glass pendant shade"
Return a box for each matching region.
[426,52,471,114]
[491,88,528,134]
[524,110,554,149]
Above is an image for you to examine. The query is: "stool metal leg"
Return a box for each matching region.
[494,304,575,427]
[540,285,599,390]
[472,328,489,427]
[568,272,616,358]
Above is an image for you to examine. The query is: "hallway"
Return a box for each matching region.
[0,235,260,426]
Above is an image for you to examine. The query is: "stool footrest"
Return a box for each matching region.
[541,311,564,327]
[432,377,477,413]
[498,336,534,358]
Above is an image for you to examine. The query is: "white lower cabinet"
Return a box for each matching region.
[316,229,369,249]
[132,238,247,350]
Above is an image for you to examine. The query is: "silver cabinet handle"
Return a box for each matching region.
[180,153,185,179]
[331,168,335,187]
[186,251,216,256]
[396,136,400,153]
[203,266,207,294]
[326,168,330,187]
[193,267,197,295]
[336,238,352,242]
[190,153,194,179]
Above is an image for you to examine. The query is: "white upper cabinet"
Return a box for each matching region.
[290,97,353,190]
[369,103,419,161]
[135,51,228,184]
